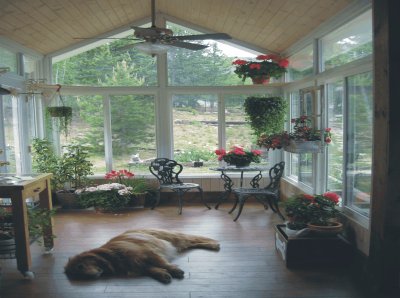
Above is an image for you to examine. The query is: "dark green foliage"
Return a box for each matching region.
[60,143,93,189]
[31,138,64,190]
[244,96,287,137]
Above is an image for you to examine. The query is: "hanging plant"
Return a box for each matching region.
[244,96,287,138]
[46,86,72,136]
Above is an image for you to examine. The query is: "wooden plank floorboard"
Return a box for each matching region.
[0,203,368,298]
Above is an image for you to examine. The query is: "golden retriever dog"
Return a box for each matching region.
[64,229,220,283]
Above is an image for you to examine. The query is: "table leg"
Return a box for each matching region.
[215,171,234,209]
[10,194,32,277]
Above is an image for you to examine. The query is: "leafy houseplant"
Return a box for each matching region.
[59,143,93,190]
[31,138,64,192]
[284,192,341,231]
[233,54,289,84]
[215,146,262,167]
[76,183,133,212]
[244,96,287,138]
[0,206,55,247]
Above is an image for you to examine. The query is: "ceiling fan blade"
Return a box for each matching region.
[73,37,140,41]
[174,33,232,41]
[115,43,141,52]
[169,41,208,50]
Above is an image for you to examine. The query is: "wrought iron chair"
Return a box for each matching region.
[149,158,211,214]
[230,161,285,221]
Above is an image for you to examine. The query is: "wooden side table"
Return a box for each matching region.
[0,173,54,278]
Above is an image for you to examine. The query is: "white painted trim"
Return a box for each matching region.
[0,36,43,59]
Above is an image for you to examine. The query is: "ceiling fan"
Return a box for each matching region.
[75,0,232,55]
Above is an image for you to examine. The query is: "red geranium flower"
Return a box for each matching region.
[323,192,340,204]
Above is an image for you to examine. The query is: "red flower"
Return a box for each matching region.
[251,149,262,156]
[256,54,271,60]
[215,149,226,156]
[278,59,289,68]
[232,59,247,65]
[249,63,261,70]
[323,192,340,204]
[303,194,315,200]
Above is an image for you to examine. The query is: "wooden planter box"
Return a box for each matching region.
[274,224,353,268]
[283,140,323,154]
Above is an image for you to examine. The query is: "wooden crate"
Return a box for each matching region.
[274,224,353,268]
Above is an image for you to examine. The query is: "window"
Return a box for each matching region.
[321,10,372,71]
[224,95,254,149]
[166,22,249,86]
[172,94,218,174]
[345,72,372,216]
[110,95,156,175]
[327,81,344,193]
[52,40,157,87]
[57,95,105,174]
[287,89,315,189]
[0,47,17,74]
[287,44,313,82]
[1,95,17,172]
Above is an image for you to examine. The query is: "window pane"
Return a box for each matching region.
[2,95,17,172]
[0,47,17,74]
[172,94,218,174]
[225,95,256,148]
[327,81,344,192]
[110,95,156,175]
[346,72,372,216]
[57,95,106,174]
[167,22,248,86]
[321,10,372,71]
[287,44,313,82]
[52,38,157,87]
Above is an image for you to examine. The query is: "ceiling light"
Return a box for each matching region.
[133,41,170,55]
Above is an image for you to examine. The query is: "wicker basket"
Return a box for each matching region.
[283,140,323,154]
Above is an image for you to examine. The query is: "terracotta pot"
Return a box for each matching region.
[251,76,270,85]
[307,222,343,236]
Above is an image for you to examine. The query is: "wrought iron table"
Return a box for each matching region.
[210,165,269,209]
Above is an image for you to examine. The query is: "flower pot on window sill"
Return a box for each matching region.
[283,140,323,154]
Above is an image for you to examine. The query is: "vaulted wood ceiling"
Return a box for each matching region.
[0,0,354,55]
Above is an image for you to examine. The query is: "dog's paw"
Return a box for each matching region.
[157,272,173,284]
[211,243,220,251]
[169,266,185,279]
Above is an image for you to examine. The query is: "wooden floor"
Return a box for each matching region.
[0,202,369,298]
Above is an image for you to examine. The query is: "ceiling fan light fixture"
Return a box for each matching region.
[133,41,170,55]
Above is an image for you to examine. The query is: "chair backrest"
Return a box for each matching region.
[149,158,183,185]
[264,161,285,192]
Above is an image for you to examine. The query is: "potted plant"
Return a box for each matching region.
[104,169,156,207]
[56,143,94,209]
[46,90,73,137]
[31,138,64,199]
[283,192,342,236]
[214,146,262,167]
[232,54,289,84]
[257,116,332,153]
[75,183,133,213]
[244,96,287,138]
[0,205,55,254]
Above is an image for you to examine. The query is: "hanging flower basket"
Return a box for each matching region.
[251,76,270,85]
[46,106,72,118]
[283,140,323,154]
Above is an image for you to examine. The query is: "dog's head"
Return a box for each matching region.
[64,252,114,280]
